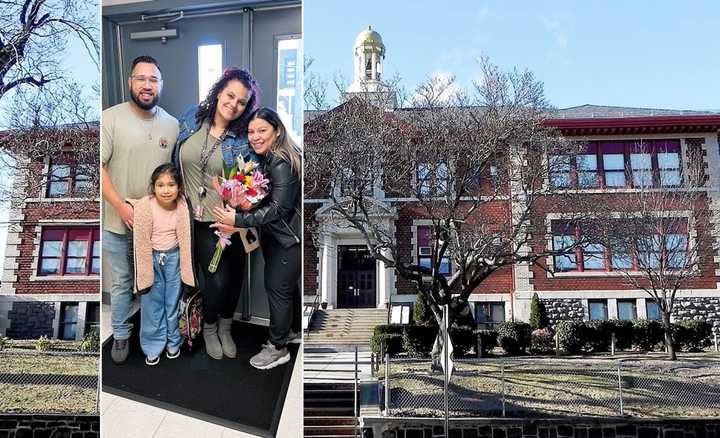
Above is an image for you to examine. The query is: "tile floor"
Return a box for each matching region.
[100,304,303,438]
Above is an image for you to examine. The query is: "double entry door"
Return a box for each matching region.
[337,245,376,308]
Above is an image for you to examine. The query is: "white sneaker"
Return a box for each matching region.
[250,342,291,370]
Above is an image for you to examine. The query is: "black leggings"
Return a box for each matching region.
[194,221,245,324]
[261,232,301,349]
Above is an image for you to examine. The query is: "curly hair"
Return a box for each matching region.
[196,68,261,136]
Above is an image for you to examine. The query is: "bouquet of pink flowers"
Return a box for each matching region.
[208,157,270,273]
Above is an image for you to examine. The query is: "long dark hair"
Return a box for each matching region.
[149,163,184,195]
[249,108,301,176]
[196,68,261,135]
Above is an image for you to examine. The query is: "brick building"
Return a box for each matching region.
[304,28,720,333]
[0,125,100,340]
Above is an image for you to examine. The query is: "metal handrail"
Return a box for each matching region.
[354,345,359,438]
[304,293,322,334]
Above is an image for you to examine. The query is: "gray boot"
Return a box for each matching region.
[203,322,223,360]
[218,317,237,358]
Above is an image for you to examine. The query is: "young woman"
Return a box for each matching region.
[129,163,194,366]
[172,68,261,360]
[212,107,301,370]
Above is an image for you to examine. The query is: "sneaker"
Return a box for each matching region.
[250,342,291,370]
[287,330,302,344]
[166,348,180,359]
[111,339,129,364]
[145,356,160,366]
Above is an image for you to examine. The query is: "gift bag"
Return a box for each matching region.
[178,289,203,349]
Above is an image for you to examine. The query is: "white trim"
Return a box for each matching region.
[38,219,100,224]
[25,197,101,203]
[30,222,101,282]
[29,275,101,282]
[516,289,720,299]
[52,301,61,338]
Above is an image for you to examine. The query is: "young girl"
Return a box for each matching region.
[129,163,195,366]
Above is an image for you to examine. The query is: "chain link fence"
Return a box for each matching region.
[386,356,720,418]
[0,341,99,414]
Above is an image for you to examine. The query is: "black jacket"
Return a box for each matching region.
[234,153,300,248]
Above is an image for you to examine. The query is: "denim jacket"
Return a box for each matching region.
[171,105,258,169]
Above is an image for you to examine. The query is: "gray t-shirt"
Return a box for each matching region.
[102,102,179,234]
[180,122,225,222]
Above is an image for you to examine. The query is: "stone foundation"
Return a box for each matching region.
[672,297,720,334]
[0,414,98,438]
[5,301,55,339]
[542,299,584,326]
[362,418,720,438]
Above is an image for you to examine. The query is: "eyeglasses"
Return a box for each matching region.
[131,75,161,85]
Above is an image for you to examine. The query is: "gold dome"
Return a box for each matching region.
[355,26,385,52]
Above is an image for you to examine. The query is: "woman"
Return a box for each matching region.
[212,108,301,370]
[172,68,261,360]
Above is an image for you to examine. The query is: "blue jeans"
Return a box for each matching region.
[140,248,183,358]
[103,230,134,340]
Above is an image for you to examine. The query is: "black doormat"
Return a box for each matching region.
[102,318,298,437]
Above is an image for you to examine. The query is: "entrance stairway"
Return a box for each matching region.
[304,308,387,347]
[303,382,358,437]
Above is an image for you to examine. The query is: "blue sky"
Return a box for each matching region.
[304,0,719,111]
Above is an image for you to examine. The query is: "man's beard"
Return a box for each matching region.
[130,89,159,110]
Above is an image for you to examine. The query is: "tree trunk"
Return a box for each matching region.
[430,328,445,371]
[663,311,676,361]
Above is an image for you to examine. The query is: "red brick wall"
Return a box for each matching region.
[303,204,320,297]
[13,200,99,295]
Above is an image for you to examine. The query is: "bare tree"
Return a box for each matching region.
[304,56,329,111]
[595,152,713,360]
[0,0,99,100]
[305,58,594,366]
[0,80,99,215]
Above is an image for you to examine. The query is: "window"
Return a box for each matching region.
[39,227,100,276]
[475,302,505,329]
[390,304,412,324]
[646,301,662,320]
[548,140,682,189]
[552,219,689,272]
[617,300,637,320]
[59,302,78,340]
[417,226,451,276]
[277,36,302,145]
[417,161,449,196]
[198,44,222,103]
[47,159,93,198]
[85,302,100,335]
[588,300,608,321]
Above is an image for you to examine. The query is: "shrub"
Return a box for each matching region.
[496,321,531,355]
[529,293,549,330]
[632,319,664,351]
[0,336,8,351]
[35,335,52,351]
[413,294,437,326]
[79,331,100,352]
[530,328,555,355]
[449,327,475,357]
[673,319,712,352]
[402,325,437,357]
[585,320,613,352]
[474,330,498,356]
[370,325,404,356]
[555,320,586,354]
[607,319,634,351]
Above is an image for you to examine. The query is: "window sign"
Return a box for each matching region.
[277,37,302,145]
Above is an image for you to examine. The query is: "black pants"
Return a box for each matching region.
[194,221,245,324]
[261,232,301,349]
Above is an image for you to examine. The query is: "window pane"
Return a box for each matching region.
[550,173,571,188]
[40,258,60,274]
[603,154,625,170]
[91,257,100,274]
[92,241,100,257]
[660,170,680,186]
[589,301,608,320]
[631,153,653,187]
[549,155,572,172]
[62,304,78,322]
[61,323,76,340]
[48,165,71,197]
[658,152,679,168]
[617,301,637,320]
[577,155,597,171]
[646,301,661,320]
[198,44,223,103]
[611,252,633,269]
[439,257,451,275]
[630,153,651,169]
[67,240,88,257]
[276,37,302,145]
[64,257,86,274]
[418,257,431,270]
[554,254,577,271]
[42,241,63,257]
[48,181,69,197]
[605,171,626,187]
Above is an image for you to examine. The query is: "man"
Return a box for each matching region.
[102,56,179,364]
